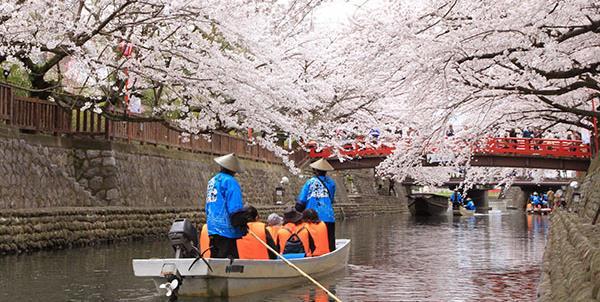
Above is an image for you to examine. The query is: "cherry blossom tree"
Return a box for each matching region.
[1,0,597,184]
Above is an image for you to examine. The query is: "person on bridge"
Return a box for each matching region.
[464,198,476,211]
[236,206,277,260]
[296,158,337,252]
[450,189,463,208]
[205,153,245,259]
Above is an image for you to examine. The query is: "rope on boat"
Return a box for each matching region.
[248,230,343,302]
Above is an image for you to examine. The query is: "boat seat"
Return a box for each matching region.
[280,253,305,259]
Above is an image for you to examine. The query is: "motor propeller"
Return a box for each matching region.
[159,278,180,297]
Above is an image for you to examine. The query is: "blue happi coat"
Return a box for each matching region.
[205,172,244,238]
[297,175,336,223]
[464,200,476,211]
[450,192,463,204]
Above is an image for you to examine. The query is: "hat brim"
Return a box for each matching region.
[214,153,244,173]
[284,211,303,223]
[309,159,334,171]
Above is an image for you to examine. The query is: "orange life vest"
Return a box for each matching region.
[302,289,329,302]
[199,224,211,258]
[305,221,329,256]
[267,225,281,240]
[236,222,270,260]
[276,223,313,256]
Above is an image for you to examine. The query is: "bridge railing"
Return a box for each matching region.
[309,142,395,158]
[477,137,591,159]
[308,137,592,160]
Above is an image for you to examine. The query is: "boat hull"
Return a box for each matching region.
[453,207,475,216]
[408,194,450,216]
[133,239,351,297]
[527,208,552,215]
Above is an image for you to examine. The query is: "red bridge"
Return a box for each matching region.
[308,137,592,171]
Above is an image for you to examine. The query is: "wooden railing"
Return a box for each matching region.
[0,84,11,121]
[107,119,281,163]
[73,108,108,135]
[11,96,72,133]
[0,83,284,164]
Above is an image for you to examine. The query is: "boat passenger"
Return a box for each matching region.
[236,206,277,260]
[199,223,211,258]
[266,213,283,239]
[464,198,476,211]
[302,209,330,256]
[276,207,315,257]
[296,159,336,252]
[205,153,245,259]
[541,193,549,208]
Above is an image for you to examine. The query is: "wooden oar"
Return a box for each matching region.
[248,230,342,302]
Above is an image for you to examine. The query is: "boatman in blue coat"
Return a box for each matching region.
[296,158,337,252]
[464,198,476,211]
[450,189,463,208]
[205,153,245,258]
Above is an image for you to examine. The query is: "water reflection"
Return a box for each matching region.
[0,212,548,302]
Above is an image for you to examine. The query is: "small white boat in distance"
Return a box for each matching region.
[132,220,351,297]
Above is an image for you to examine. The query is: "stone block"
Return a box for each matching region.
[100,166,117,177]
[101,150,114,157]
[89,176,104,191]
[89,158,103,166]
[102,157,116,167]
[106,189,119,200]
[95,190,106,200]
[78,178,89,188]
[83,167,100,178]
[103,177,118,189]
[86,150,101,158]
[75,149,86,159]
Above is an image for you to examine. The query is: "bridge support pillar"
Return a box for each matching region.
[503,187,528,210]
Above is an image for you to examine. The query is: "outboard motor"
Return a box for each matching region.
[168,219,199,258]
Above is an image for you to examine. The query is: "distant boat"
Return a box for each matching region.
[527,207,552,215]
[408,193,451,216]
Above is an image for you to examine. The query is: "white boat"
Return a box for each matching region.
[132,239,351,297]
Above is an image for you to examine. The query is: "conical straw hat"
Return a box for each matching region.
[214,153,243,173]
[309,158,334,171]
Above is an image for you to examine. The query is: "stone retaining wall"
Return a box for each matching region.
[0,198,407,254]
[0,127,358,209]
[0,138,98,209]
[538,211,600,301]
[538,156,600,302]
[0,125,408,254]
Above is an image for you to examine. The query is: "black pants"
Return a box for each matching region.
[209,235,239,259]
[325,222,336,252]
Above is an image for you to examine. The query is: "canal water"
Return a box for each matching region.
[0,212,549,302]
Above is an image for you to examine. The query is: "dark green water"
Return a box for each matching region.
[0,212,548,301]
